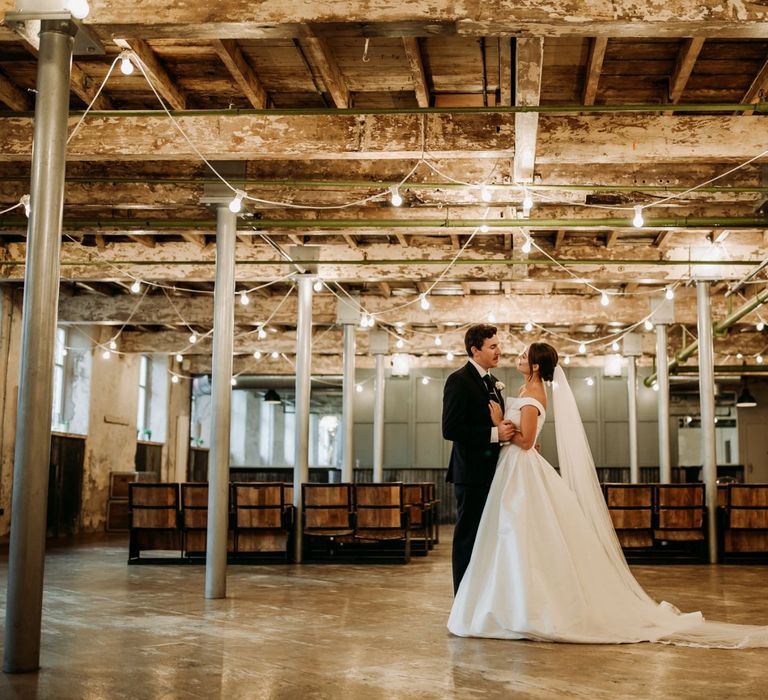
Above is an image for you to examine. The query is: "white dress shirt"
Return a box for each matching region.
[469,358,500,443]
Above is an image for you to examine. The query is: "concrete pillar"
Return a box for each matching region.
[655,324,672,483]
[696,280,718,563]
[3,19,76,674]
[204,206,236,599]
[292,275,313,562]
[340,324,356,481]
[627,357,639,484]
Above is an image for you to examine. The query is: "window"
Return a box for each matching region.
[51,327,67,431]
[136,354,150,439]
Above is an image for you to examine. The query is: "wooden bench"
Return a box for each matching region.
[232,482,294,561]
[721,484,768,562]
[603,483,655,555]
[128,483,181,563]
[653,484,707,561]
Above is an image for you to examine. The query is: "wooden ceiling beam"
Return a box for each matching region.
[213,39,268,109]
[121,39,186,110]
[298,32,350,108]
[513,37,543,183]
[582,37,607,106]
[669,38,705,104]
[36,1,768,40]
[402,37,430,108]
[554,230,566,249]
[128,234,156,248]
[179,233,206,249]
[5,113,761,163]
[0,71,30,111]
[741,56,768,115]
[498,38,512,107]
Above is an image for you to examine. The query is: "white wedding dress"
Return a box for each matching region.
[448,368,768,648]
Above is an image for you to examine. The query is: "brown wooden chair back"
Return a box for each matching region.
[656,484,705,529]
[180,483,209,528]
[728,484,768,529]
[233,482,284,528]
[302,483,354,531]
[354,483,404,530]
[603,483,654,529]
[129,483,179,529]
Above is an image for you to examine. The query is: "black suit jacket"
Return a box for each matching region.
[442,362,503,485]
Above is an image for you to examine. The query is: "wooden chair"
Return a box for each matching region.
[128,483,181,563]
[603,483,654,554]
[302,483,355,560]
[353,483,411,563]
[654,484,707,561]
[403,483,433,555]
[722,484,768,561]
[232,482,294,561]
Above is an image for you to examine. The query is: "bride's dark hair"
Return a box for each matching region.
[528,342,558,382]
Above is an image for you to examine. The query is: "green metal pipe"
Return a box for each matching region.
[644,287,768,386]
[4,103,768,118]
[3,176,768,195]
[674,365,768,375]
[1,217,767,229]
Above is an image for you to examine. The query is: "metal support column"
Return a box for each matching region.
[293,275,313,562]
[341,323,355,482]
[204,206,236,599]
[697,280,718,563]
[372,353,386,482]
[627,356,639,484]
[3,19,76,674]
[655,324,672,483]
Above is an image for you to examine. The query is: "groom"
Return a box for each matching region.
[442,324,515,594]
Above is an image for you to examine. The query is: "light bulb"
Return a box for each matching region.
[313,279,323,293]
[611,341,620,352]
[389,186,402,207]
[66,0,90,19]
[421,376,430,385]
[253,350,262,359]
[356,384,363,393]
[757,321,765,332]
[488,313,496,323]
[62,348,68,357]
[435,336,442,346]
[632,205,644,228]
[585,377,594,386]
[257,327,267,340]
[758,354,764,364]
[578,342,587,354]
[171,374,179,384]
[480,185,492,202]
[420,294,430,311]
[521,237,532,254]
[360,314,370,328]
[240,291,250,306]
[447,351,454,361]
[130,279,141,294]
[231,377,237,386]
[644,319,654,331]
[20,194,30,218]
[228,190,245,213]
[175,353,183,363]
[665,287,675,300]
[102,349,110,359]
[480,224,489,233]
[736,352,743,360]
[524,321,533,332]
[522,188,533,211]
[189,333,198,344]
[396,338,405,349]
[120,55,134,75]
[271,351,279,359]
[652,382,659,392]
[564,355,571,365]
[600,291,610,307]
[109,340,117,351]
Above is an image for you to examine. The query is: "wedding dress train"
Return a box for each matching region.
[448,368,768,648]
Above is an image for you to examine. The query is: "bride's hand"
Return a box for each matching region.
[489,400,504,426]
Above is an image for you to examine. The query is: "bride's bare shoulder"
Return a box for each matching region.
[519,386,547,410]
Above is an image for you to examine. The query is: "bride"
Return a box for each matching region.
[448,342,768,648]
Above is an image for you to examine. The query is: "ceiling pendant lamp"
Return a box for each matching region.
[736,378,757,408]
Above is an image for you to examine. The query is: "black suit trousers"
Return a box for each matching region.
[452,482,491,594]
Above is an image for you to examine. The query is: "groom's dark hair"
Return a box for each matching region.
[464,324,497,357]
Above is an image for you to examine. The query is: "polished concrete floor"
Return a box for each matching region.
[0,533,767,699]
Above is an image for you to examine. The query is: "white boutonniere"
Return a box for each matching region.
[495,381,505,391]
